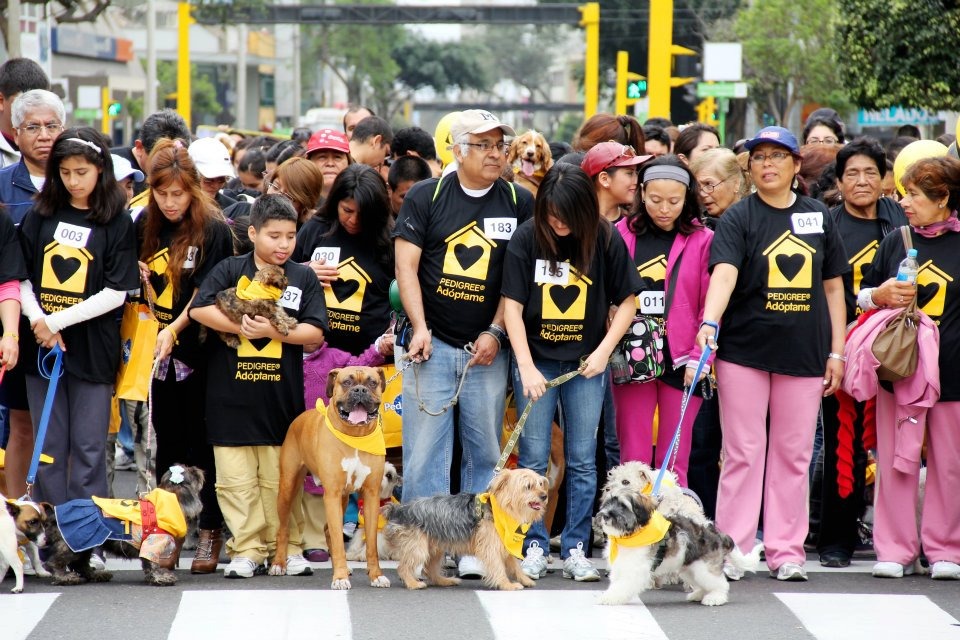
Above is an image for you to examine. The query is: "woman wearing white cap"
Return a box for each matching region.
[695,126,849,582]
[189,137,238,211]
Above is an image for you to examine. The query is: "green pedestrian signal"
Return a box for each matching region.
[627,79,647,100]
[107,102,122,117]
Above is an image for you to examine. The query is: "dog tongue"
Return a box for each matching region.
[348,406,369,424]
[522,159,535,177]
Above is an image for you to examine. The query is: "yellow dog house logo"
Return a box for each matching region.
[541,268,591,320]
[442,222,496,281]
[763,231,816,289]
[325,257,370,313]
[917,261,952,318]
[42,242,91,293]
[848,241,879,295]
[145,248,174,308]
[237,336,282,359]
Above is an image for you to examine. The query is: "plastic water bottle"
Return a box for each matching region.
[610,348,633,385]
[896,249,919,284]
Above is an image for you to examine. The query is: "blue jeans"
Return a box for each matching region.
[399,337,508,501]
[514,359,604,559]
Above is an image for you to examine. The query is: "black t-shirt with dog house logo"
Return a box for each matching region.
[192,253,328,446]
[709,194,849,377]
[392,173,534,348]
[18,205,139,384]
[833,211,887,324]
[501,219,642,362]
[292,218,393,356]
[864,228,960,401]
[137,216,235,368]
[630,225,677,316]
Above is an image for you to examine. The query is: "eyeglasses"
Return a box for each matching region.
[462,141,509,154]
[749,151,792,164]
[267,181,291,199]
[806,137,839,145]
[698,175,733,194]
[17,122,63,136]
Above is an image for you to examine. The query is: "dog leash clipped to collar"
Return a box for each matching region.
[23,345,64,500]
[493,363,586,475]
[652,345,713,497]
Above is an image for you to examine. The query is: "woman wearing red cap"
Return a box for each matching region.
[696,126,849,582]
[306,128,352,202]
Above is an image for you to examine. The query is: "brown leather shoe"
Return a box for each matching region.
[191,528,224,574]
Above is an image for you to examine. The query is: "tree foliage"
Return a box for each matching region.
[157,61,222,125]
[735,0,848,125]
[392,38,488,94]
[837,0,960,110]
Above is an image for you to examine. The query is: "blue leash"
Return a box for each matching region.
[24,344,64,498]
[652,343,713,496]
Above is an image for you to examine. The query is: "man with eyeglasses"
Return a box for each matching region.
[0,89,64,224]
[0,58,50,170]
[393,109,534,580]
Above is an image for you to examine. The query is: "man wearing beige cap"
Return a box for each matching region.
[393,109,534,579]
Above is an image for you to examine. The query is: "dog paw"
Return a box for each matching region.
[501,582,524,591]
[700,592,728,606]
[10,586,23,594]
[35,568,51,578]
[686,589,705,602]
[147,572,178,587]
[52,574,83,586]
[331,577,352,590]
[404,580,427,590]
[370,575,390,588]
[597,592,631,606]
[268,564,287,576]
[90,570,113,583]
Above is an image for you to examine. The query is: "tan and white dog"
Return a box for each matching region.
[0,493,26,593]
[508,130,553,197]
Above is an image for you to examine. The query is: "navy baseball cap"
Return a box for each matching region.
[743,126,800,155]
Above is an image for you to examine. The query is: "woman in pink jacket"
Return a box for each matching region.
[612,156,713,485]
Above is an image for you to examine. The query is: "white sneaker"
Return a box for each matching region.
[284,554,314,576]
[772,562,808,581]
[224,557,258,579]
[931,561,960,580]
[562,542,600,582]
[723,561,743,581]
[872,561,914,578]
[458,555,486,579]
[21,549,36,576]
[114,444,136,470]
[89,552,106,572]
[521,541,548,580]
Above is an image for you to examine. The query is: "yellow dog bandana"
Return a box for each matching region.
[608,510,671,564]
[234,274,283,301]
[477,492,530,559]
[317,399,386,456]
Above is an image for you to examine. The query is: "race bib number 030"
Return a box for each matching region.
[54,221,92,249]
[280,286,302,311]
[311,246,341,265]
[791,211,823,235]
[534,259,569,285]
[483,218,515,240]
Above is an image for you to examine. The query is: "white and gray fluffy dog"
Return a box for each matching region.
[345,462,402,561]
[596,490,763,606]
[600,461,708,525]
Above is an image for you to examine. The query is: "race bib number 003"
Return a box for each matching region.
[791,211,823,235]
[280,286,302,311]
[483,218,515,240]
[310,246,341,265]
[54,221,92,249]
[534,259,569,285]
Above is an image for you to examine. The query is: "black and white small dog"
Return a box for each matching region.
[597,491,762,606]
[41,465,204,586]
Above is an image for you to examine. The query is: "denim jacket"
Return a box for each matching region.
[0,159,39,225]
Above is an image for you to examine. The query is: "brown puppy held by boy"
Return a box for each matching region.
[271,366,389,590]
[214,264,298,348]
[385,468,549,591]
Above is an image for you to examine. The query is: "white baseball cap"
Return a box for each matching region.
[188,137,236,179]
[111,154,144,183]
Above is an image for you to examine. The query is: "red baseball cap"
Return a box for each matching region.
[581,141,651,177]
[307,128,350,156]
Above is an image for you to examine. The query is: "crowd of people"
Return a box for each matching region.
[1,54,959,586]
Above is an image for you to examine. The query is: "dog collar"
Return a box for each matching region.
[608,510,671,565]
[318,400,386,456]
[477,492,530,559]
[235,274,282,301]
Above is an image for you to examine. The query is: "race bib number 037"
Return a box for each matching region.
[280,286,302,311]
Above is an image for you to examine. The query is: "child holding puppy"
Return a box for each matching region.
[190,194,327,579]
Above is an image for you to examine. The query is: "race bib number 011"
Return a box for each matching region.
[54,221,92,249]
[791,211,823,235]
[280,286,302,311]
[311,246,341,265]
[638,291,665,315]
[534,259,569,285]
[483,218,515,240]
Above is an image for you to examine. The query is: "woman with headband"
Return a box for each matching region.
[695,127,849,582]
[611,156,713,486]
[17,128,139,505]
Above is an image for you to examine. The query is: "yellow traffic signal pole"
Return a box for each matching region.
[616,51,629,116]
[177,2,192,129]
[580,3,599,120]
[101,86,111,135]
[648,0,695,120]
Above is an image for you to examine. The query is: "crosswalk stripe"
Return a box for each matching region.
[167,590,352,640]
[477,590,669,640]
[776,593,960,639]
[1,593,59,640]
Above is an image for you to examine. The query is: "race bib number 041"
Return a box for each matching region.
[791,211,823,235]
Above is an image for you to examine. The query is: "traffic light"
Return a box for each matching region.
[647,0,696,119]
[107,102,122,117]
[627,78,647,100]
[616,51,646,115]
[696,97,718,125]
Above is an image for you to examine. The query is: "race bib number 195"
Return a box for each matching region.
[534,259,569,285]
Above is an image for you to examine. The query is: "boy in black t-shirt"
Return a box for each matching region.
[190,195,327,579]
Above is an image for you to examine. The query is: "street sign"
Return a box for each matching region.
[696,82,748,99]
[73,108,99,121]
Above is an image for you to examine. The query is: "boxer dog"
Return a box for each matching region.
[271,366,390,590]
